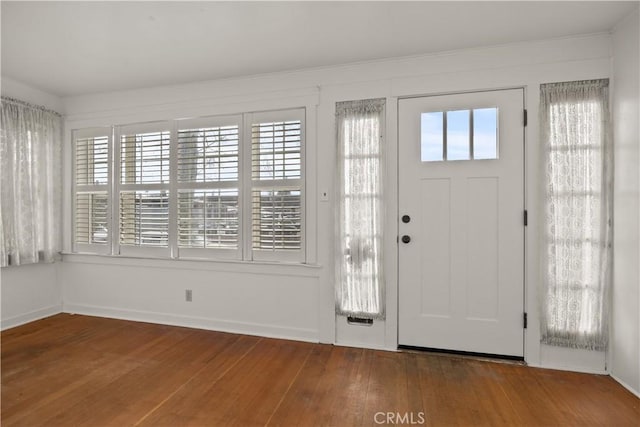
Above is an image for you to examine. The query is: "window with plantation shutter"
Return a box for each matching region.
[75,192,108,243]
[117,123,171,255]
[119,190,169,246]
[178,189,238,248]
[249,109,304,261]
[73,129,111,253]
[251,189,301,250]
[120,129,170,185]
[252,121,301,181]
[71,107,306,262]
[177,116,241,258]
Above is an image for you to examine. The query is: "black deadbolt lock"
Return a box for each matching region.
[401,235,411,244]
[402,215,411,223]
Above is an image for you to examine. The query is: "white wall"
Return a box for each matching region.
[58,33,617,372]
[612,9,640,397]
[61,256,319,341]
[0,77,64,330]
[1,263,62,329]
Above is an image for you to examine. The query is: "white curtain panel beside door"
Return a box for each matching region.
[539,79,612,351]
[335,98,386,320]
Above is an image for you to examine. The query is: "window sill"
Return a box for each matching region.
[61,252,322,278]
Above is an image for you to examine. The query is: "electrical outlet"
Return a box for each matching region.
[185,289,192,302]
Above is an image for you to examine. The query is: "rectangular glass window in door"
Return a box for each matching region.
[421,107,498,162]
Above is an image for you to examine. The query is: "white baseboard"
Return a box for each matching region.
[536,344,608,375]
[63,303,319,343]
[1,304,63,331]
[611,373,640,398]
[527,363,607,375]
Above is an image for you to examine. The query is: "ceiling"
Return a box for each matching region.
[2,1,637,97]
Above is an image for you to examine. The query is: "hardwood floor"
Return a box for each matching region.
[2,314,638,426]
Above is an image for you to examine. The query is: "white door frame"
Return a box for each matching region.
[394,86,528,355]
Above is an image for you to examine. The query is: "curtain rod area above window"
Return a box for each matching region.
[336,98,385,115]
[540,79,609,89]
[1,96,63,117]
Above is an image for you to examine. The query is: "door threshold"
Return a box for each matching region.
[398,345,525,365]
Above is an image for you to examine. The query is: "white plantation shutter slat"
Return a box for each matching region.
[177,125,239,183]
[74,132,110,249]
[120,131,171,184]
[176,123,241,252]
[250,115,303,256]
[119,191,169,247]
[251,201,303,250]
[177,189,239,249]
[76,136,109,185]
[117,125,171,252]
[75,192,108,244]
[251,120,302,181]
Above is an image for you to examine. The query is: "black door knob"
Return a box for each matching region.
[401,235,411,244]
[402,215,411,223]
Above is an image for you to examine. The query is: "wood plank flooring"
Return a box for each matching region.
[2,314,638,426]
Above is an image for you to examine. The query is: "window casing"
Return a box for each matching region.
[71,108,305,262]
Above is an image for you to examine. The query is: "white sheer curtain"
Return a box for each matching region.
[335,98,385,319]
[1,97,63,267]
[539,80,612,350]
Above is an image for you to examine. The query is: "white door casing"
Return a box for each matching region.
[398,89,525,357]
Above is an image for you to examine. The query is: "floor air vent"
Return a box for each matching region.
[347,316,373,326]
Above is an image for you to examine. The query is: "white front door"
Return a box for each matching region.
[398,89,525,357]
